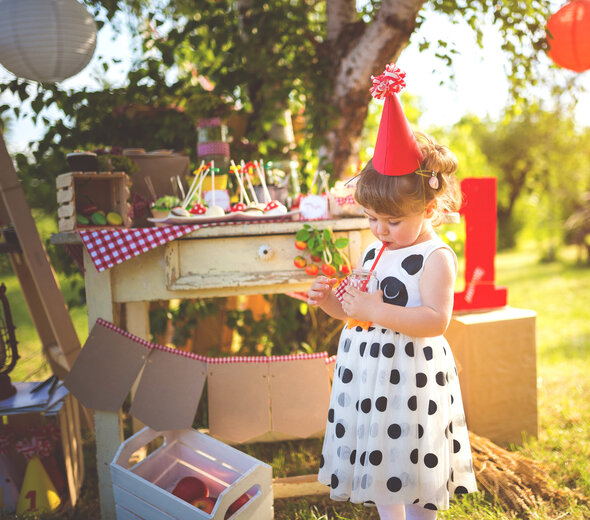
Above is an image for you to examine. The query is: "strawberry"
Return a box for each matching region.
[295,240,308,251]
[294,256,307,268]
[305,264,319,276]
[321,264,337,276]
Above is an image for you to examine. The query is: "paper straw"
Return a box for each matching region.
[255,160,272,203]
[182,162,206,208]
[211,160,216,207]
[242,160,259,204]
[361,243,387,291]
[231,160,251,205]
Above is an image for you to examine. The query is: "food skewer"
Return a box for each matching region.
[242,160,260,204]
[144,176,157,202]
[181,161,206,209]
[255,160,272,203]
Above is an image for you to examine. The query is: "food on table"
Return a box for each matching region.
[170,206,191,217]
[205,205,225,217]
[189,203,207,215]
[264,200,288,215]
[152,195,182,211]
[106,211,123,225]
[76,214,89,225]
[90,211,107,226]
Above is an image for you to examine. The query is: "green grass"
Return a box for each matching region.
[3,244,589,519]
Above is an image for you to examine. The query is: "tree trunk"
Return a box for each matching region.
[325,0,426,179]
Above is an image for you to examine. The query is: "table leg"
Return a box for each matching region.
[83,251,121,520]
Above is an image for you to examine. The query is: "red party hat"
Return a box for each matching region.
[370,64,423,176]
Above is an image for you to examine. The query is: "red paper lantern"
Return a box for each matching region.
[546,0,590,72]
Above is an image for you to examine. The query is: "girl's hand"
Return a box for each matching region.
[342,286,383,321]
[308,276,338,306]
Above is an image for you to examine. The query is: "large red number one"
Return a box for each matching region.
[453,177,507,311]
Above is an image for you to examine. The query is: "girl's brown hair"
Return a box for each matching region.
[354,132,461,225]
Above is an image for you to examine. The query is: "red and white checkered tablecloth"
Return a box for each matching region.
[79,225,200,272]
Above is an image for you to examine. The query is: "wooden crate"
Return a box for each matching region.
[2,392,85,509]
[110,427,273,520]
[56,171,132,232]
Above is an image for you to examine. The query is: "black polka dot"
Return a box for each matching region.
[381,328,387,334]
[412,499,420,504]
[368,326,375,332]
[343,338,351,352]
[443,346,447,356]
[369,450,383,465]
[449,421,454,434]
[355,326,363,332]
[408,396,417,411]
[401,254,424,275]
[410,449,419,464]
[341,368,353,383]
[405,342,415,357]
[380,276,408,306]
[428,400,437,415]
[436,371,446,385]
[370,342,380,357]
[382,343,395,358]
[453,440,461,453]
[424,453,438,468]
[416,373,428,387]
[360,451,367,466]
[387,477,402,492]
[424,503,437,510]
[423,346,433,360]
[363,248,376,264]
[350,450,356,464]
[418,424,424,438]
[376,396,387,412]
[361,474,370,489]
[390,369,400,384]
[335,423,346,438]
[361,398,371,413]
[359,342,367,356]
[331,473,339,488]
[451,470,455,482]
[319,454,324,468]
[355,400,359,411]
[455,485,468,494]
[388,424,402,439]
[328,408,334,422]
[451,394,455,404]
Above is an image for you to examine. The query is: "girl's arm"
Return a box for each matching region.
[342,248,456,337]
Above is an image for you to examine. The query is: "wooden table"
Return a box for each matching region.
[52,217,373,519]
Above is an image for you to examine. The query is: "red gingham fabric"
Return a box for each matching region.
[79,225,200,272]
[96,318,331,364]
[334,276,350,302]
[333,194,356,206]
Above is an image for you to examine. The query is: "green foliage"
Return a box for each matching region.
[295,224,350,269]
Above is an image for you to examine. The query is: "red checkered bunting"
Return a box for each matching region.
[96,318,331,363]
[79,225,200,272]
[334,276,350,302]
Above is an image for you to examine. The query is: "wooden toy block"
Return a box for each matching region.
[55,172,132,232]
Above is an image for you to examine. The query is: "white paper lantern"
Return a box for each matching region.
[0,0,97,83]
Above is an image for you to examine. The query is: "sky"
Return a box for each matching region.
[1,5,589,154]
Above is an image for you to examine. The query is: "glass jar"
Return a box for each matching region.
[348,269,378,293]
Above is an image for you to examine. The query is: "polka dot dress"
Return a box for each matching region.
[318,238,477,511]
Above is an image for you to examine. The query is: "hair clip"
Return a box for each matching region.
[416,169,439,189]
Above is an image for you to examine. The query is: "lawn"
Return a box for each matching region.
[3,243,589,519]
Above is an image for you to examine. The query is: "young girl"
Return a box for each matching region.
[311,65,477,520]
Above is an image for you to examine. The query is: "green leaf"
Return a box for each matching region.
[334,237,349,249]
[296,229,310,241]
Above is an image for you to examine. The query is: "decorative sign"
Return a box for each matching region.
[453,177,508,311]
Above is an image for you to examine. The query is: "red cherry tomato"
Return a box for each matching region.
[305,264,319,276]
[295,240,308,250]
[321,264,337,276]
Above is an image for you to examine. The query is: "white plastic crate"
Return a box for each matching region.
[111,427,273,520]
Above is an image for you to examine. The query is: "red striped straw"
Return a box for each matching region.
[361,243,387,291]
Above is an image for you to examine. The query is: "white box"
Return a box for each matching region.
[110,427,273,520]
